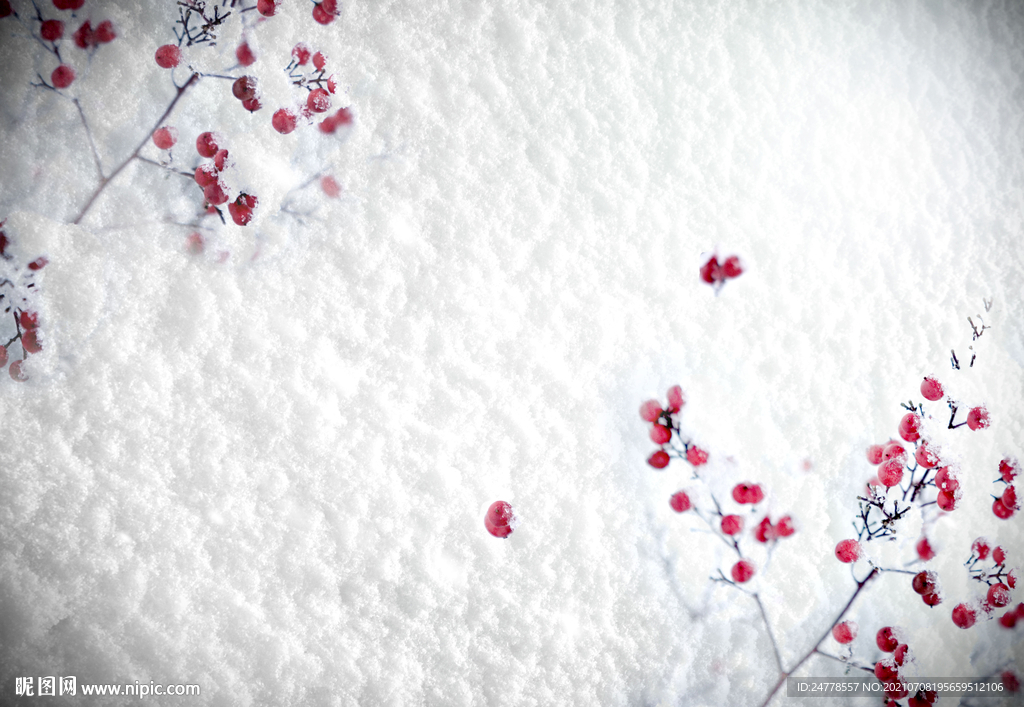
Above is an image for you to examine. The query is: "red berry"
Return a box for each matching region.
[647,450,670,470]
[686,446,708,467]
[934,466,958,494]
[312,2,336,24]
[774,515,796,537]
[669,491,691,513]
[878,459,904,487]
[831,620,857,644]
[320,175,341,198]
[916,536,935,561]
[194,164,217,188]
[322,0,338,11]
[213,148,230,171]
[72,20,94,48]
[0,345,7,368]
[232,75,257,101]
[722,255,743,278]
[1002,485,1018,511]
[51,64,75,89]
[882,441,906,462]
[19,311,38,331]
[313,51,327,70]
[952,602,977,629]
[753,516,775,543]
[1010,570,1019,589]
[9,359,27,382]
[272,108,297,135]
[186,232,205,255]
[227,202,253,226]
[195,131,219,158]
[921,377,943,401]
[884,683,908,700]
[237,193,257,209]
[242,97,262,113]
[720,514,743,535]
[894,643,909,665]
[993,497,1015,519]
[912,570,937,595]
[649,424,671,445]
[0,0,10,17]
[1004,671,1021,693]
[966,406,990,430]
[937,490,957,512]
[898,412,921,442]
[988,583,1011,608]
[993,546,1006,565]
[155,44,181,69]
[94,19,115,43]
[665,385,684,413]
[973,537,992,560]
[922,592,942,607]
[484,500,515,538]
[915,442,939,468]
[876,626,899,652]
[307,88,331,113]
[327,75,338,93]
[236,41,256,66]
[699,256,722,284]
[204,181,229,206]
[731,559,755,583]
[257,0,278,16]
[1000,611,1019,629]
[52,0,84,8]
[292,43,311,65]
[874,659,899,682]
[40,19,64,42]
[21,329,41,354]
[1000,458,1019,483]
[152,126,177,150]
[639,399,662,422]
[835,539,861,563]
[866,444,885,465]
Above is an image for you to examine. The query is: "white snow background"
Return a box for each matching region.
[1,0,1023,705]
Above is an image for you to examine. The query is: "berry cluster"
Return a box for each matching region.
[0,222,47,382]
[191,132,259,225]
[993,458,1018,520]
[870,627,931,702]
[272,43,343,135]
[699,252,743,290]
[910,569,941,607]
[947,538,1023,630]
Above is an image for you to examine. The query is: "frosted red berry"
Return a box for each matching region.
[882,442,906,462]
[894,644,909,665]
[20,311,39,330]
[213,149,229,171]
[21,329,41,354]
[988,583,1011,608]
[731,559,755,583]
[232,75,257,101]
[313,51,327,70]
[934,466,958,494]
[313,2,336,24]
[898,412,921,442]
[878,459,904,487]
[952,603,977,629]
[647,450,670,470]
[194,164,217,188]
[686,446,709,467]
[912,570,937,595]
[236,41,256,66]
[639,399,662,422]
[937,490,957,512]
[228,201,253,226]
[973,537,992,560]
[921,377,943,401]
[922,592,942,607]
[307,88,331,113]
[966,406,989,430]
[1002,486,1018,511]
[1000,458,1019,483]
[721,514,743,536]
[993,546,1006,565]
[485,500,515,538]
[292,43,311,65]
[699,256,721,284]
[993,498,1014,519]
[9,359,27,382]
[203,181,229,206]
[320,175,341,198]
[669,491,692,513]
[242,97,262,113]
[155,44,181,69]
[775,515,795,537]
[722,255,743,278]
[94,19,114,43]
[72,20,94,48]
[272,108,297,135]
[835,539,861,563]
[916,537,935,561]
[753,517,774,543]
[257,0,278,16]
[196,131,219,158]
[866,444,885,465]
[152,126,177,150]
[41,19,64,41]
[665,385,684,413]
[649,424,671,445]
[27,257,47,271]
[832,620,857,644]
[51,65,75,89]
[915,442,939,468]
[874,659,899,682]
[876,626,899,652]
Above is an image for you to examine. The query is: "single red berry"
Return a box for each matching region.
[866,444,885,465]
[720,514,743,535]
[665,385,684,413]
[227,202,253,226]
[51,64,75,89]
[194,164,218,188]
[0,344,7,368]
[973,537,992,560]
[72,20,94,48]
[40,19,64,42]
[835,539,861,563]
[195,131,219,158]
[322,0,338,11]
[204,181,229,206]
[21,329,42,354]
[966,406,990,430]
[916,536,935,561]
[313,51,327,70]
[912,570,937,595]
[952,602,977,629]
[878,459,904,487]
[699,256,722,284]
[988,583,1011,608]
[876,626,899,652]
[898,412,921,442]
[0,0,11,18]
[730,559,755,583]
[775,515,796,537]
[894,644,909,665]
[921,377,943,401]
[647,450,670,469]
[19,311,39,331]
[874,659,899,682]
[307,88,331,113]
[915,442,939,468]
[257,0,278,16]
[320,175,341,198]
[237,193,257,209]
[292,43,311,65]
[753,516,775,543]
[934,466,958,494]
[649,424,671,445]
[1002,485,1018,511]
[882,441,906,462]
[236,41,256,66]
[232,75,257,101]
[94,19,115,43]
[272,108,297,135]
[9,359,27,382]
[27,256,47,271]
[1010,570,1019,589]
[993,546,1007,565]
[993,497,1015,519]
[922,592,942,607]
[152,126,177,150]
[213,149,230,171]
[722,255,743,278]
[686,446,709,467]
[1004,671,1021,693]
[242,97,262,113]
[484,500,515,538]
[669,491,691,513]
[312,2,336,24]
[884,683,909,700]
[53,0,85,8]
[327,75,337,93]
[1000,458,1019,483]
[831,620,857,644]
[155,44,181,69]
[639,399,662,422]
[937,490,957,512]
[1000,611,1019,629]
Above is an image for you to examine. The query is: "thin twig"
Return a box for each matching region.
[136,156,195,178]
[754,593,784,675]
[72,98,104,180]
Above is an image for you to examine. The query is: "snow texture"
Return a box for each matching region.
[0,0,1022,705]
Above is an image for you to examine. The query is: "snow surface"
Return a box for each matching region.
[1,0,1023,705]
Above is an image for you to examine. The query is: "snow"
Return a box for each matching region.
[1,0,1022,704]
